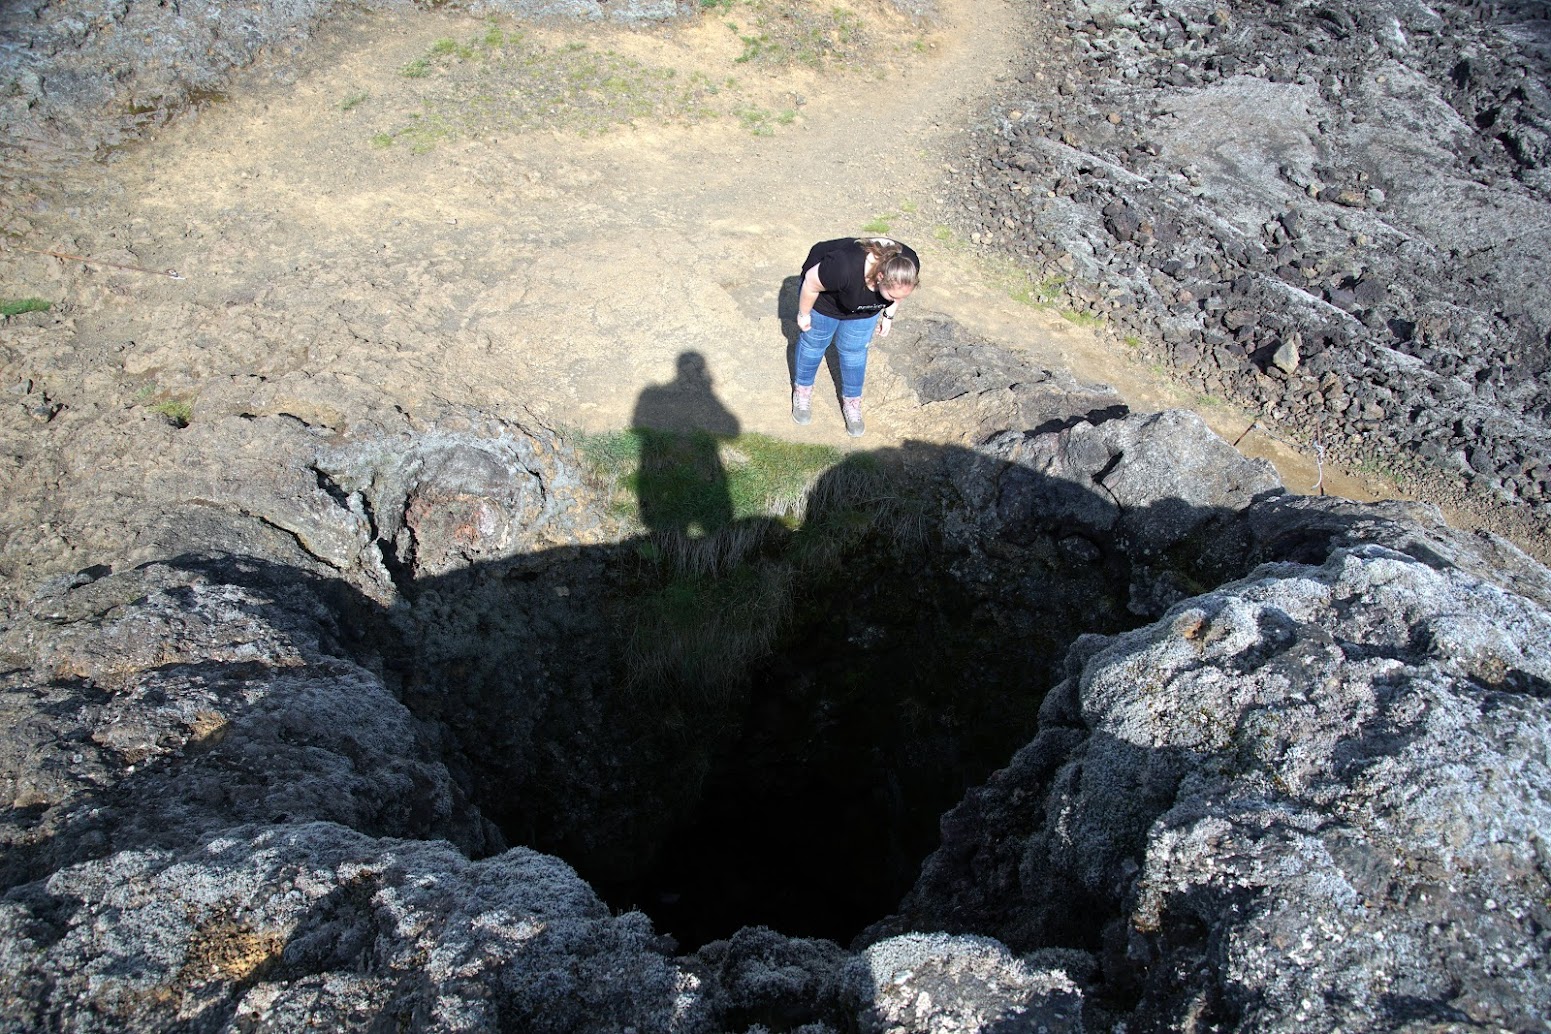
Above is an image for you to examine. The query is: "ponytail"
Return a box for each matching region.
[856,237,919,291]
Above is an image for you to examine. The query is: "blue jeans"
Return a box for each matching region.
[794,311,879,398]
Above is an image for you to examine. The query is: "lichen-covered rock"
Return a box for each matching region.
[0,404,605,611]
[846,933,1084,1034]
[876,543,1551,1032]
[0,823,706,1033]
[946,0,1551,525]
[961,409,1281,554]
[6,412,1551,1031]
[1,0,347,191]
[0,557,500,892]
[317,415,602,581]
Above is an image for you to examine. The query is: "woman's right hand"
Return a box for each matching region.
[796,311,812,332]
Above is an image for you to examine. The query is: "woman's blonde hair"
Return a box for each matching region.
[857,237,920,292]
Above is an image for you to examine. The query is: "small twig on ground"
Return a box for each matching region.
[1234,418,1326,495]
[5,242,185,280]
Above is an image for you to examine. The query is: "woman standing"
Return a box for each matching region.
[793,236,920,437]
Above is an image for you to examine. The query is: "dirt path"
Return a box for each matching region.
[6,0,1397,509]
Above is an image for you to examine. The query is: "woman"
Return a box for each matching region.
[793,236,920,437]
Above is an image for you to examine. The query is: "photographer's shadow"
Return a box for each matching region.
[631,351,740,537]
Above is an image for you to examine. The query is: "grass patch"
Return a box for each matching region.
[622,537,793,696]
[861,216,893,234]
[374,21,726,148]
[1060,308,1104,328]
[579,429,843,532]
[582,434,929,704]
[1,298,51,317]
[429,36,476,59]
[715,0,867,69]
[1355,456,1410,486]
[376,110,458,154]
[1010,278,1064,307]
[150,397,193,428]
[338,90,369,111]
[734,104,795,135]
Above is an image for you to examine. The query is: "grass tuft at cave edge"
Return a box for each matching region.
[578,429,843,531]
[576,429,929,704]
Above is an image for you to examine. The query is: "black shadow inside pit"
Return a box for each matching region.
[359,432,1268,952]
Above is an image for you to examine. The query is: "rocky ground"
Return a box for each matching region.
[941,0,1551,551]
[2,399,1547,1032]
[3,0,1550,1031]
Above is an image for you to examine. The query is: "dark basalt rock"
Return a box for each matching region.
[942,0,1551,532]
[2,399,1547,1032]
[1,2,1549,1030]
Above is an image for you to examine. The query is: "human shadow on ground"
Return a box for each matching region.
[631,351,739,536]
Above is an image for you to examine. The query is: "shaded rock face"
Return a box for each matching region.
[3,391,1549,1031]
[0,556,503,892]
[873,539,1551,1032]
[947,0,1551,529]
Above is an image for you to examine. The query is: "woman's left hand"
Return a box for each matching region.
[876,316,892,338]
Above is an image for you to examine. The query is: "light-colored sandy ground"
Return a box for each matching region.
[4,0,1410,543]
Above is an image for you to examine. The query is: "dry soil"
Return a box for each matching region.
[3,0,1415,545]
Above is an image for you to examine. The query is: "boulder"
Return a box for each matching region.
[873,534,1551,1032]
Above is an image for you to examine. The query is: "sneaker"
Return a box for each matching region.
[791,384,813,425]
[842,396,865,437]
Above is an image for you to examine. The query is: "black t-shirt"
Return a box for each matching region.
[801,238,921,320]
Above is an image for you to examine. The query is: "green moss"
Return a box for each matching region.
[0,298,51,317]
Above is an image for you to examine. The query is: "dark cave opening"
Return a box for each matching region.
[591,576,1066,950]
[372,446,1262,954]
[382,516,1144,951]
